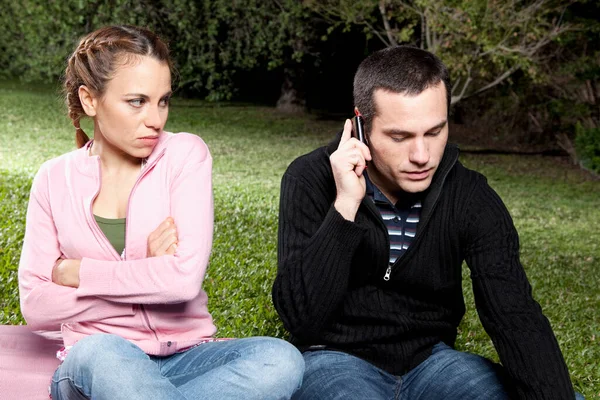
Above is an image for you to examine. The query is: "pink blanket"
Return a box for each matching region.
[0,325,62,399]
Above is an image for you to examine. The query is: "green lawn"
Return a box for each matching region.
[0,81,598,397]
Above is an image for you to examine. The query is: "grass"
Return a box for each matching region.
[1,81,598,397]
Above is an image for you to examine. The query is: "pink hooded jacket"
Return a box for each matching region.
[18,132,217,356]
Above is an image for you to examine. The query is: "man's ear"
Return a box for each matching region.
[78,85,98,117]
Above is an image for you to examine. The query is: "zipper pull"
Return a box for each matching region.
[383,266,391,281]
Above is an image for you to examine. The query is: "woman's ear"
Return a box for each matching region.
[78,85,97,117]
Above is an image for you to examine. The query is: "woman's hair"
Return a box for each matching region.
[64,25,172,148]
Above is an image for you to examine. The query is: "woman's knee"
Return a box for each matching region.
[251,337,304,374]
[63,334,140,370]
[241,337,305,389]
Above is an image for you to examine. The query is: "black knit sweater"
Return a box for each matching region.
[272,137,575,399]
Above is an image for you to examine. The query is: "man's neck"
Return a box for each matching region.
[366,171,422,208]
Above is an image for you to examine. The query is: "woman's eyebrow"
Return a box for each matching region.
[123,91,172,99]
[123,93,149,99]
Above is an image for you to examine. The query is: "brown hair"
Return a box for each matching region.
[64,25,172,148]
[353,46,451,134]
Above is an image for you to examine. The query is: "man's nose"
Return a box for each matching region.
[409,137,429,166]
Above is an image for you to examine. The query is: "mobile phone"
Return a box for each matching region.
[351,114,367,145]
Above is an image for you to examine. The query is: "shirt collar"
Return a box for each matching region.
[364,171,423,209]
[364,171,389,203]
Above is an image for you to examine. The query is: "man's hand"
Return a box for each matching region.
[52,259,81,288]
[147,217,178,257]
[330,119,372,221]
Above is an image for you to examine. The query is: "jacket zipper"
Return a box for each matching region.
[363,153,458,281]
[139,304,157,340]
[363,198,393,281]
[90,159,124,261]
[383,266,392,281]
[122,150,165,260]
[123,150,166,341]
[91,149,166,341]
[392,150,459,270]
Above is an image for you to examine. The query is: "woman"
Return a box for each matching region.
[18,25,303,400]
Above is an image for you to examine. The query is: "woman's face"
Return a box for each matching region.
[91,55,172,159]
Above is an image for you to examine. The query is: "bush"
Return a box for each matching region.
[0,0,312,101]
[575,123,600,175]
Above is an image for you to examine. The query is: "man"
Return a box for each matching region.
[272,46,580,399]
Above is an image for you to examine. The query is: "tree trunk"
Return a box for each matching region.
[276,66,305,113]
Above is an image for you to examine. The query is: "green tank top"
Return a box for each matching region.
[94,215,126,256]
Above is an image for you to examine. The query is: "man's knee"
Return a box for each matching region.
[409,343,509,399]
[296,350,394,400]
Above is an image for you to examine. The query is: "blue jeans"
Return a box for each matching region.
[51,333,304,400]
[293,342,584,400]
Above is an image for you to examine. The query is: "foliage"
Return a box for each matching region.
[304,0,578,104]
[0,0,312,101]
[152,0,315,101]
[1,82,599,396]
[301,0,600,169]
[574,123,600,174]
[541,1,600,164]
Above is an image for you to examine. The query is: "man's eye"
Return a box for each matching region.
[129,99,144,107]
[427,131,441,136]
[391,137,405,143]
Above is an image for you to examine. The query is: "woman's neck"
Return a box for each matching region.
[90,137,142,172]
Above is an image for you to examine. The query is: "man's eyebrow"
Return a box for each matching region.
[382,120,447,136]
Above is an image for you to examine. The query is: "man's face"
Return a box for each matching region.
[366,83,448,197]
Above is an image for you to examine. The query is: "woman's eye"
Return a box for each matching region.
[159,97,170,107]
[128,99,144,107]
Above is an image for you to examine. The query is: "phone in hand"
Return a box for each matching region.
[351,113,367,145]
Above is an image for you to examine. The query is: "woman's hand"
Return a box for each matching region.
[52,259,81,288]
[147,217,178,257]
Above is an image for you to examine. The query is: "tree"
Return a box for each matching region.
[0,0,315,106]
[540,0,600,171]
[304,0,576,104]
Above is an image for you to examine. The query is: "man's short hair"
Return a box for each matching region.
[353,45,451,132]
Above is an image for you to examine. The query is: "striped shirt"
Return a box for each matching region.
[365,173,422,265]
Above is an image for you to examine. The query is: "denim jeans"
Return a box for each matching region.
[51,333,304,400]
[293,342,584,400]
